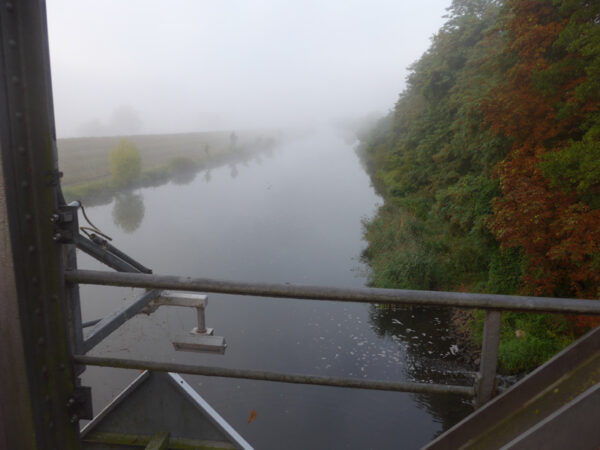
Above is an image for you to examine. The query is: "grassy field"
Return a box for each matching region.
[57,130,279,186]
[57,130,280,204]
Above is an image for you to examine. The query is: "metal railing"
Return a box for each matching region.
[64,250,600,408]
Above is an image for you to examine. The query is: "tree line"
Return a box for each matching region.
[358,0,600,371]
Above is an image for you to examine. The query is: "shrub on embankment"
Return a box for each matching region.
[109,139,142,187]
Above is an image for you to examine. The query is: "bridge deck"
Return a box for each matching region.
[424,325,600,449]
[463,351,600,449]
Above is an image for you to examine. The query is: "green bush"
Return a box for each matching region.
[469,310,574,374]
[109,139,142,186]
[362,205,447,290]
[497,313,573,373]
[167,156,200,174]
[487,248,524,295]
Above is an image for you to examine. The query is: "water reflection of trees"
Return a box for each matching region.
[171,167,198,185]
[229,164,239,179]
[368,305,474,433]
[112,192,145,233]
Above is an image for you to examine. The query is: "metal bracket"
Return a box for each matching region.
[51,204,78,243]
[50,208,74,225]
[45,168,63,186]
[145,291,227,354]
[66,385,93,422]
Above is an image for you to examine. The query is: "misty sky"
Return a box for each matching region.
[47,0,450,137]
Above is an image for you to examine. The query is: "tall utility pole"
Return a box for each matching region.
[0,1,80,448]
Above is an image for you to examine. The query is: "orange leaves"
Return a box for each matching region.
[484,0,600,300]
[247,409,257,424]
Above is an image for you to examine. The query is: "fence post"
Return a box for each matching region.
[475,310,502,408]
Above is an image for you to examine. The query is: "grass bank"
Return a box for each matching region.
[361,202,581,374]
[59,130,279,205]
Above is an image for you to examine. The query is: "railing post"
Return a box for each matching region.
[196,304,207,334]
[475,310,502,408]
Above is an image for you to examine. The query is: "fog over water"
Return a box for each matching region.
[47,0,450,137]
[45,3,478,448]
[77,129,473,449]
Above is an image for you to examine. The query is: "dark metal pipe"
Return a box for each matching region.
[89,234,152,274]
[82,319,102,328]
[72,354,475,396]
[74,235,139,273]
[66,269,600,315]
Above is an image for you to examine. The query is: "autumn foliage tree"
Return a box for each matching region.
[483,0,600,302]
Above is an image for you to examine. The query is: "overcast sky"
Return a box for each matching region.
[46,0,450,137]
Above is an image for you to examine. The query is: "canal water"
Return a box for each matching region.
[78,127,473,449]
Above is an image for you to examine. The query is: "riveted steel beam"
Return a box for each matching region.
[0,1,81,448]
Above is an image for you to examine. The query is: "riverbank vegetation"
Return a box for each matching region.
[109,139,142,186]
[358,0,600,373]
[59,130,279,205]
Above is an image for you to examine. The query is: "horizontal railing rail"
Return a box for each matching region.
[73,355,475,396]
[66,267,600,406]
[65,269,600,315]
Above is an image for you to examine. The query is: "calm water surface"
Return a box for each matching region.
[78,128,473,449]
